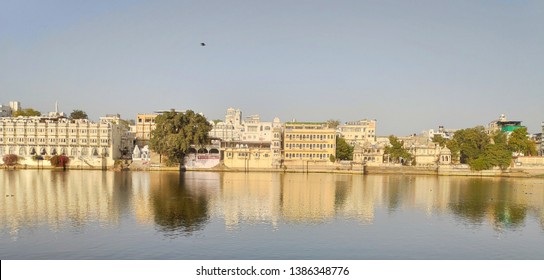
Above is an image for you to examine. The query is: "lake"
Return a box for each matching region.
[1,170,543,259]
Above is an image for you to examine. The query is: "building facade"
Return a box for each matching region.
[488,114,523,134]
[353,144,384,165]
[135,113,158,147]
[0,116,125,168]
[338,119,377,146]
[283,122,336,162]
[209,108,243,141]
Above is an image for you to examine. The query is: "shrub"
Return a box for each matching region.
[2,154,18,166]
[49,155,70,167]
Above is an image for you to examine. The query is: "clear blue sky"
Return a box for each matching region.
[1,0,543,135]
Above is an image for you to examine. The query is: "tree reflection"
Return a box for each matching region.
[448,178,528,229]
[150,173,209,236]
[492,203,527,229]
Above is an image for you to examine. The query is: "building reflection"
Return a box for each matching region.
[0,170,131,238]
[280,173,337,222]
[215,172,281,229]
[1,171,543,237]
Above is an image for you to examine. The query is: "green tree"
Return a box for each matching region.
[451,126,489,164]
[70,109,88,119]
[326,119,340,129]
[150,110,212,165]
[384,136,412,165]
[492,131,508,145]
[445,139,460,164]
[12,108,41,117]
[431,135,447,147]
[212,119,222,125]
[450,126,513,170]
[470,143,512,171]
[508,127,537,156]
[336,137,353,160]
[118,119,135,130]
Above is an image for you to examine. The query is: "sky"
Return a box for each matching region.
[1,0,543,135]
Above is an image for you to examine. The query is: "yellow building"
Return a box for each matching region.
[283,122,336,162]
[135,113,158,147]
[222,141,278,169]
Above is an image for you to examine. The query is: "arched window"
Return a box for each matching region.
[71,148,77,156]
[40,148,47,155]
[92,148,99,156]
[30,147,36,155]
[60,148,66,155]
[51,148,57,155]
[81,147,88,156]
[19,147,26,156]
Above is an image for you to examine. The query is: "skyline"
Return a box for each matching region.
[1,0,543,135]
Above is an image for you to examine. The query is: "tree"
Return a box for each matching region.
[336,137,353,160]
[150,110,212,165]
[431,135,447,147]
[326,119,340,129]
[2,154,18,166]
[212,119,222,125]
[508,127,537,156]
[12,108,41,117]
[470,143,512,171]
[450,126,514,170]
[451,126,489,164]
[384,136,412,165]
[119,119,135,130]
[70,109,88,119]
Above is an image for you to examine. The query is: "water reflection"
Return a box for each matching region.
[148,172,212,236]
[1,171,544,238]
[0,170,131,238]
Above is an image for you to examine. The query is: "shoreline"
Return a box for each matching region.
[3,164,544,178]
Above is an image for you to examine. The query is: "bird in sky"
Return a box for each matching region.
[200,42,206,46]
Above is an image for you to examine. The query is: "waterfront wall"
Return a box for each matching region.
[1,156,116,170]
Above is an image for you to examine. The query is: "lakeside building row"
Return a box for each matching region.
[3,100,541,170]
[0,107,131,168]
[134,108,527,169]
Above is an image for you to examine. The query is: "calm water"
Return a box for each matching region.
[1,170,543,259]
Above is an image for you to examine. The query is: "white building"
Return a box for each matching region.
[209,107,243,141]
[0,115,126,168]
[210,108,283,168]
[338,119,377,146]
[424,126,456,141]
